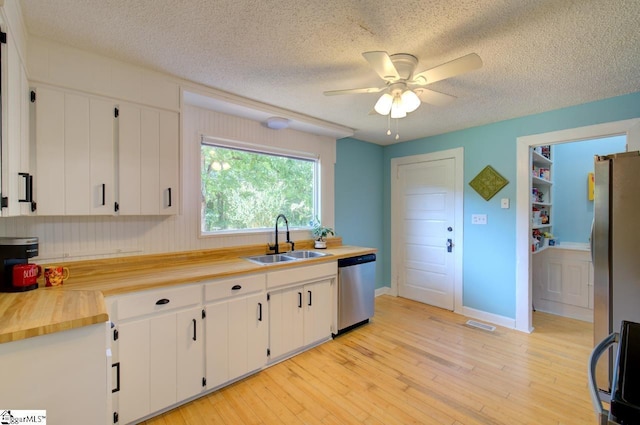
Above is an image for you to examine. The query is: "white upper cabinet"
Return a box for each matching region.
[33,86,116,215]
[34,87,66,215]
[89,98,116,215]
[159,111,179,215]
[26,35,181,217]
[32,87,179,216]
[117,103,179,215]
[1,23,34,216]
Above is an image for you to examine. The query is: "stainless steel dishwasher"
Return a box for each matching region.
[336,253,376,335]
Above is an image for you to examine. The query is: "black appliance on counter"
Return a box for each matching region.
[0,237,39,292]
[590,320,640,425]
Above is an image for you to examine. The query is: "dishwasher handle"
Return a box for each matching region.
[338,254,376,268]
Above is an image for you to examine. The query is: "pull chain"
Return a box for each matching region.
[386,113,391,136]
[395,118,399,140]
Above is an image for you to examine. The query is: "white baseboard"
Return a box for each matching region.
[378,289,517,330]
[533,299,593,323]
[375,286,392,297]
[461,306,516,330]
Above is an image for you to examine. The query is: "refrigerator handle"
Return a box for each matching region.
[589,331,618,425]
[590,219,595,263]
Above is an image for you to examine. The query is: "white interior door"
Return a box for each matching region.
[395,155,458,310]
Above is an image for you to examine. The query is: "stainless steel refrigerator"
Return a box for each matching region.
[593,151,640,396]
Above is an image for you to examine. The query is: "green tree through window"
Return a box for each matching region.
[201,142,316,233]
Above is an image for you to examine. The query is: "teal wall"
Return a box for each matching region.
[335,138,385,289]
[335,90,640,319]
[553,136,626,244]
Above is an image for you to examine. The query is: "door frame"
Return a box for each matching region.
[391,147,464,314]
[515,118,640,333]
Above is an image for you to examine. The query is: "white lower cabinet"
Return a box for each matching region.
[269,279,332,360]
[177,307,206,400]
[111,285,204,424]
[110,262,337,424]
[532,246,593,322]
[0,322,109,424]
[117,318,150,423]
[204,274,268,389]
[267,263,336,361]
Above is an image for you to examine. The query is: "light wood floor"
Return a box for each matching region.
[142,295,595,425]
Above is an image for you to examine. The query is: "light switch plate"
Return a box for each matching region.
[472,214,487,225]
[501,198,510,209]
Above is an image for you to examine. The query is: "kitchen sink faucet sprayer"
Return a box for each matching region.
[269,214,294,254]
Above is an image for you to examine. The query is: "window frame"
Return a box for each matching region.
[199,136,320,237]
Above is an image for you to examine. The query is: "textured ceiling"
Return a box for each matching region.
[20,0,640,145]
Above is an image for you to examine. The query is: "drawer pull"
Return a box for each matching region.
[155,298,170,305]
[231,284,242,290]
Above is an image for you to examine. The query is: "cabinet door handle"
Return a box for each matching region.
[192,318,197,341]
[168,187,172,207]
[112,362,120,393]
[18,173,32,203]
[155,298,170,305]
[258,302,263,321]
[101,184,106,206]
[298,292,302,308]
[232,284,242,290]
[308,290,312,306]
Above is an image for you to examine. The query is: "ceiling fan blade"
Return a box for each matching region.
[413,53,482,85]
[414,88,456,106]
[362,51,400,81]
[323,87,385,96]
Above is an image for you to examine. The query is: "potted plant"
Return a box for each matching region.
[311,219,334,249]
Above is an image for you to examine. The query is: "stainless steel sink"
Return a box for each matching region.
[244,254,296,265]
[283,250,331,259]
[244,250,331,265]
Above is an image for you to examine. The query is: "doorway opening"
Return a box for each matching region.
[515,119,640,333]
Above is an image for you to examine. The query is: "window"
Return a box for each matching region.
[201,139,318,234]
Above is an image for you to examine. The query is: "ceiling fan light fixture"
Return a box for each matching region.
[401,89,421,113]
[390,95,407,119]
[374,93,393,115]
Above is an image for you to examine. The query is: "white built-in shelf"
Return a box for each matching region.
[532,244,549,254]
[532,201,552,207]
[531,145,553,255]
[532,176,552,186]
[532,150,553,165]
[532,223,552,230]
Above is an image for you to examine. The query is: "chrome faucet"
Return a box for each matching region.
[269,214,294,254]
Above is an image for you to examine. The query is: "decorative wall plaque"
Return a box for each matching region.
[469,165,509,201]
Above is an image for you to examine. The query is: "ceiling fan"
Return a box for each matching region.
[324,51,483,119]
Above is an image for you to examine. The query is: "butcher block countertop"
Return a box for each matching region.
[0,290,108,343]
[0,239,375,344]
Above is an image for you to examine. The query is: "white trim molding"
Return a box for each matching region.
[515,118,640,333]
[375,286,392,297]
[462,306,516,330]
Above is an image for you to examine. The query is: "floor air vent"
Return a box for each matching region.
[465,320,496,332]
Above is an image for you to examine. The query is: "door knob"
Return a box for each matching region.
[447,239,453,253]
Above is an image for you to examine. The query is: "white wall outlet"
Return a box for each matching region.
[472,214,488,225]
[501,198,510,209]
